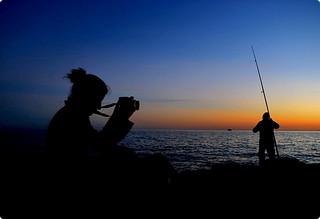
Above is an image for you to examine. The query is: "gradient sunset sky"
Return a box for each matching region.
[1,0,320,130]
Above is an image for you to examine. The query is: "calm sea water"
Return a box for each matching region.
[2,128,320,172]
[122,129,320,171]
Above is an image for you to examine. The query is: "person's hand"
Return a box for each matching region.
[112,96,138,121]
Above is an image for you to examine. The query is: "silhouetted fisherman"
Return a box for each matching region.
[253,112,280,165]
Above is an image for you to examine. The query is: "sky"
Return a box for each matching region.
[1,0,320,130]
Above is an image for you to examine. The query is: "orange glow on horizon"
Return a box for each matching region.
[131,105,320,131]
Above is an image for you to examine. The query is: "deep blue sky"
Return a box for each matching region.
[1,0,320,129]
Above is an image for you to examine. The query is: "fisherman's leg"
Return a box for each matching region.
[266,144,275,160]
[258,144,265,166]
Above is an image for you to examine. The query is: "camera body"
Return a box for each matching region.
[118,96,140,111]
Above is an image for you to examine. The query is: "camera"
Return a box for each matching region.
[118,96,140,111]
[96,96,140,117]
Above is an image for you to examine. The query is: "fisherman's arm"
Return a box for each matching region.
[272,120,280,129]
[252,122,261,133]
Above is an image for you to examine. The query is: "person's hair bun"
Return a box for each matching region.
[67,68,87,84]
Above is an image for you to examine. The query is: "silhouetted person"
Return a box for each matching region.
[46,68,176,190]
[253,112,280,165]
[47,68,135,160]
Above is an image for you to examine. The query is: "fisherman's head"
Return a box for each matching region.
[66,68,109,115]
[262,112,270,120]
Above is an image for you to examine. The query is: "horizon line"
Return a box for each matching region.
[1,125,319,132]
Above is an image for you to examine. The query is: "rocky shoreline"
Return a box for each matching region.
[0,146,319,218]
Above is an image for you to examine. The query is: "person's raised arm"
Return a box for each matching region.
[100,96,139,146]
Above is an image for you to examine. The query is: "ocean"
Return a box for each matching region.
[1,128,320,172]
[122,129,320,171]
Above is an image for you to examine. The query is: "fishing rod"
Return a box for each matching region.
[251,46,279,158]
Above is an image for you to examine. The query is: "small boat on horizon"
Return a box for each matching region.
[227,128,232,131]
